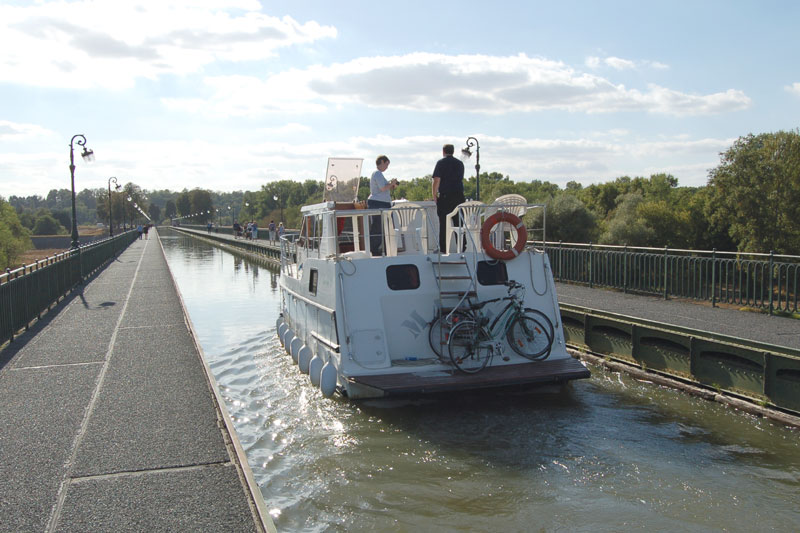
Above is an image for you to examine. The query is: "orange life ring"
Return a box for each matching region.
[480,212,527,260]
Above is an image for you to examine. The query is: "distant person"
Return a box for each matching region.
[233,221,241,239]
[137,224,143,239]
[278,222,285,239]
[367,154,397,255]
[143,223,150,240]
[207,222,212,233]
[268,220,276,244]
[432,144,465,253]
[251,221,258,240]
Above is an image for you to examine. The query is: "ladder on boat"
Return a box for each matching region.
[429,253,478,357]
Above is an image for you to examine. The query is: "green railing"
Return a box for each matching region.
[545,242,800,315]
[0,231,139,344]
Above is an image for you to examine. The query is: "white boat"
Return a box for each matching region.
[276,158,590,399]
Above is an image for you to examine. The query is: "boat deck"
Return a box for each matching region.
[346,356,590,397]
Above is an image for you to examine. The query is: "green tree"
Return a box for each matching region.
[599,192,655,246]
[175,191,191,217]
[0,197,32,269]
[148,203,161,223]
[164,199,177,219]
[32,213,66,235]
[546,194,596,243]
[708,130,800,253]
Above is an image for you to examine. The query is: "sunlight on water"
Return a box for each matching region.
[160,231,800,532]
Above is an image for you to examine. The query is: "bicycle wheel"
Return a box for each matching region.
[428,310,469,358]
[448,321,491,373]
[507,312,553,360]
[522,308,555,343]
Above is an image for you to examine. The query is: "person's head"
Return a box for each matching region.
[376,155,390,170]
[442,144,455,156]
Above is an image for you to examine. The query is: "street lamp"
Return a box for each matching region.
[461,136,480,202]
[69,134,94,248]
[107,177,120,237]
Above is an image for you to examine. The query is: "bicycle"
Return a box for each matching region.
[446,281,554,373]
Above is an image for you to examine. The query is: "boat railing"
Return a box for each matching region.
[280,201,546,268]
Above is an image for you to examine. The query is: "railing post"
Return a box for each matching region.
[663,245,668,300]
[711,248,717,308]
[769,250,774,316]
[623,244,628,294]
[558,241,562,281]
[589,242,593,288]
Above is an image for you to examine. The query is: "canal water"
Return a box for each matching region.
[159,232,800,532]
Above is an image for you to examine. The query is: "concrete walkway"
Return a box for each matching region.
[556,282,800,351]
[0,231,274,533]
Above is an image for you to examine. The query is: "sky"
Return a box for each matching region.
[1,0,798,199]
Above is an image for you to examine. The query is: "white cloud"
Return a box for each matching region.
[0,1,336,89]
[171,52,749,117]
[786,82,800,96]
[603,56,636,70]
[0,120,56,141]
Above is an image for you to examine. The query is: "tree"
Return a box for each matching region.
[0,197,32,269]
[164,200,177,219]
[148,203,161,223]
[33,213,66,235]
[176,191,191,217]
[599,192,655,246]
[708,130,800,253]
[546,194,596,243]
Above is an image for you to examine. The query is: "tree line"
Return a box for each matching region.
[3,129,798,269]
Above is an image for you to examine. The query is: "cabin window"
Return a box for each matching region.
[477,261,508,285]
[386,264,420,291]
[309,268,318,295]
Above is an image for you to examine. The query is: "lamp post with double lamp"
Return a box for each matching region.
[107,177,120,237]
[68,134,95,248]
[461,136,480,202]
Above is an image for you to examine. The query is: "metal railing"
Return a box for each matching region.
[544,242,800,315]
[1,231,139,344]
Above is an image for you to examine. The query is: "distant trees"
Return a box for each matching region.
[708,130,800,254]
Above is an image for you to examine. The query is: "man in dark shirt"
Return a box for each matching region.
[432,144,466,253]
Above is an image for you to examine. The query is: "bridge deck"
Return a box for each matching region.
[0,230,273,533]
[555,282,799,351]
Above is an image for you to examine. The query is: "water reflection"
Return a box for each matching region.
[160,231,800,532]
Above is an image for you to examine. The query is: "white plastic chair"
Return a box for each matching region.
[388,203,424,255]
[445,201,485,253]
[489,194,528,248]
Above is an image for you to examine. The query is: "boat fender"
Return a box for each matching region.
[276,316,284,332]
[277,323,288,345]
[480,212,527,261]
[290,337,303,364]
[282,330,294,355]
[309,355,323,386]
[298,345,312,374]
[320,361,337,398]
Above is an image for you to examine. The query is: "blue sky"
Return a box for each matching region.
[1,0,798,198]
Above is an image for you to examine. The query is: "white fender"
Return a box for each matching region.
[320,361,337,398]
[277,323,288,345]
[298,345,312,374]
[276,316,284,331]
[290,337,303,363]
[309,356,323,386]
[282,330,294,354]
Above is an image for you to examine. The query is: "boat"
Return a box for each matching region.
[276,158,590,399]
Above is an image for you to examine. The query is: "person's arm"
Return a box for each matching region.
[432,177,440,202]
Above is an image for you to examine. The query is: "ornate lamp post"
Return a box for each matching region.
[107,177,120,237]
[69,134,95,248]
[461,136,480,201]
